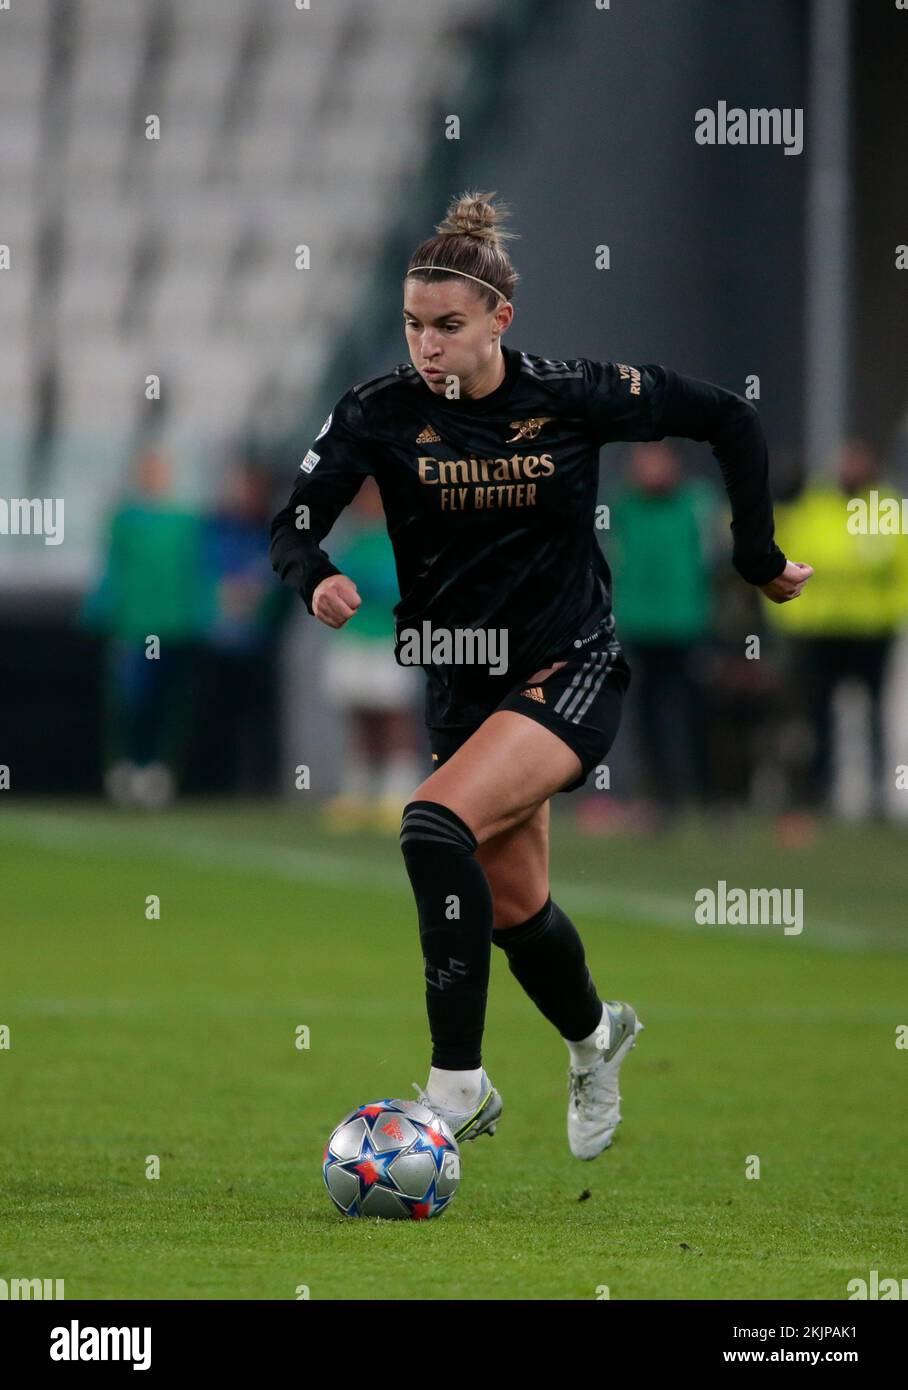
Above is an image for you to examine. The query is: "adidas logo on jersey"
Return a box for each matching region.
[416,423,442,443]
[521,686,546,704]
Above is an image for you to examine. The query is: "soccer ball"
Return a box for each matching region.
[322,1098,460,1219]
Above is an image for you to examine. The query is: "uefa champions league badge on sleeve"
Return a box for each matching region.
[315,412,333,441]
[300,449,320,473]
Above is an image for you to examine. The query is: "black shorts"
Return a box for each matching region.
[425,644,630,795]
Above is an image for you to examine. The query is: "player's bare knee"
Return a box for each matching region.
[408,777,434,804]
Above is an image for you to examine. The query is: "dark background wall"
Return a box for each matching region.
[375,0,808,466]
[853,0,908,461]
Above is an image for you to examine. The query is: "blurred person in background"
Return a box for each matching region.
[682,445,808,826]
[191,459,293,797]
[765,439,908,838]
[697,559,787,819]
[587,441,718,833]
[318,476,423,833]
[79,447,204,809]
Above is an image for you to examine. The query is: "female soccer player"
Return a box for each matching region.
[270,191,813,1160]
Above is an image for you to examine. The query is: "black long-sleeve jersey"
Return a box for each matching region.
[270,344,787,727]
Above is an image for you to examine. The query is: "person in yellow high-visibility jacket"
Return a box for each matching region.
[765,440,908,817]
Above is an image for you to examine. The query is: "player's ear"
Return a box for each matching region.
[495,302,514,332]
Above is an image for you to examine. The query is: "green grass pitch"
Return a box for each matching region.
[0,801,906,1300]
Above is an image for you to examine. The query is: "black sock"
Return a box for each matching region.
[399,800,493,1070]
[492,896,602,1042]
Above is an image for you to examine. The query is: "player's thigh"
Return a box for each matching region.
[409,710,582,844]
[477,800,551,929]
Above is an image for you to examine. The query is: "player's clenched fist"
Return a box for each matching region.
[312,573,362,628]
[759,560,814,604]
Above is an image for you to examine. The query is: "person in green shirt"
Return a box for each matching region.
[79,448,205,808]
[607,441,719,823]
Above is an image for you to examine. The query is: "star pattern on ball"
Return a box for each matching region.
[324,1101,459,1220]
[341,1136,401,1198]
[352,1101,392,1118]
[415,1123,450,1153]
[408,1175,453,1220]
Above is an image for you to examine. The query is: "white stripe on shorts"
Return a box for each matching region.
[572,649,617,723]
[554,650,607,723]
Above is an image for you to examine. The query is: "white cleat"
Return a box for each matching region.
[411,1069,503,1143]
[567,1000,644,1160]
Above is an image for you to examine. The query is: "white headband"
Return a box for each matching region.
[406,265,508,302]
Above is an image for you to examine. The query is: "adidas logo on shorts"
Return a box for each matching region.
[521,686,546,704]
